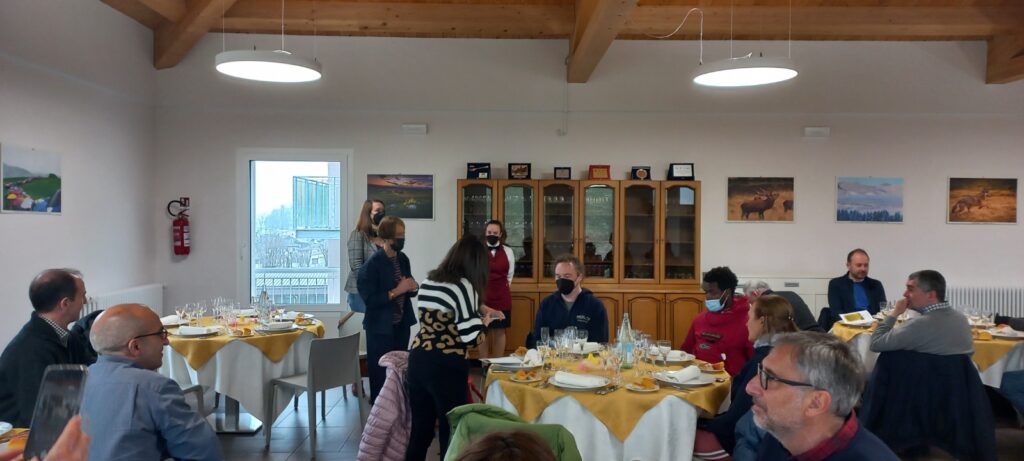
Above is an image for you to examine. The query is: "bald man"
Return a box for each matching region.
[0,268,94,427]
[80,304,222,461]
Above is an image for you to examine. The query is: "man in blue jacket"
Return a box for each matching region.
[527,254,608,348]
[827,248,887,315]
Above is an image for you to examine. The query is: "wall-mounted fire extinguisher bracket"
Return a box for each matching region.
[168,197,191,256]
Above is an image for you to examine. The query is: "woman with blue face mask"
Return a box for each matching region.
[680,266,755,376]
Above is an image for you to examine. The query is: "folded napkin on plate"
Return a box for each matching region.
[278,311,303,320]
[483,356,524,365]
[666,350,692,361]
[660,365,701,384]
[233,308,256,316]
[574,342,602,354]
[264,321,294,330]
[177,326,219,335]
[522,349,542,366]
[553,371,607,388]
[992,325,1023,336]
[160,315,181,326]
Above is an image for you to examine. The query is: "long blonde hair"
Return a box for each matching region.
[753,295,799,337]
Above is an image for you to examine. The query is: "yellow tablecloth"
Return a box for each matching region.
[830,323,1022,371]
[168,318,325,369]
[486,359,731,442]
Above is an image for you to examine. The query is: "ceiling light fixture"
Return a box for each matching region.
[215,0,322,83]
[692,0,797,87]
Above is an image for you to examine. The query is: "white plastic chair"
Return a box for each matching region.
[265,333,364,455]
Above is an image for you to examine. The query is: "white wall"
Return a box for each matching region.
[0,0,157,344]
[154,34,1024,310]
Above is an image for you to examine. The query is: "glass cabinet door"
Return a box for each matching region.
[582,183,616,280]
[461,183,493,238]
[541,183,576,278]
[622,183,657,281]
[502,183,535,280]
[663,184,697,282]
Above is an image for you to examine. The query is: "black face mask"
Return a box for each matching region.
[372,211,385,226]
[391,238,405,252]
[556,278,576,295]
[486,235,500,247]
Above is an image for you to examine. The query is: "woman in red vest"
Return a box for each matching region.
[478,220,515,358]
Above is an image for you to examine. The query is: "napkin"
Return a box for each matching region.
[666,350,692,361]
[661,365,701,384]
[233,308,256,316]
[523,349,542,366]
[177,326,219,335]
[160,315,181,326]
[574,342,602,354]
[483,356,525,365]
[264,321,293,331]
[553,371,607,388]
[992,325,1023,337]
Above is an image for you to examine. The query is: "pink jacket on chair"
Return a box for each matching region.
[357,350,411,461]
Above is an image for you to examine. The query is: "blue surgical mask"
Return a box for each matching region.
[705,299,724,312]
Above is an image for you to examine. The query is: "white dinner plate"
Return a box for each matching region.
[990,330,1024,340]
[161,319,189,327]
[548,375,609,391]
[172,328,223,338]
[256,326,300,335]
[654,372,716,387]
[0,422,12,438]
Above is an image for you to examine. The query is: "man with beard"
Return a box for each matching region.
[827,249,887,316]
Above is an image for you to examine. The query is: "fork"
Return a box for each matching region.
[596,385,620,395]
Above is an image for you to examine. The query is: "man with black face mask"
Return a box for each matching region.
[526,254,608,348]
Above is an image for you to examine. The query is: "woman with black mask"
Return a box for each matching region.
[477,220,515,358]
[357,215,418,404]
[346,199,385,313]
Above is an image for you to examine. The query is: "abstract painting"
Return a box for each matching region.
[836,177,904,223]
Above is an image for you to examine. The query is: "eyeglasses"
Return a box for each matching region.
[757,362,815,390]
[128,328,169,346]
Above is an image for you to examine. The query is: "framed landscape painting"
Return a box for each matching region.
[1,144,62,214]
[947,178,1017,224]
[727,177,794,222]
[836,176,904,223]
[367,174,434,220]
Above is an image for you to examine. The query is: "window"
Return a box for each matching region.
[238,150,350,308]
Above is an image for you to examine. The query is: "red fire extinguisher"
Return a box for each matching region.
[168,198,191,256]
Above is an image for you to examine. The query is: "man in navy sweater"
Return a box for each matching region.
[748,332,897,460]
[527,254,608,348]
[827,248,887,315]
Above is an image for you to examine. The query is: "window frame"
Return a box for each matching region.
[235,148,353,312]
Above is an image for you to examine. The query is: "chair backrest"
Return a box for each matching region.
[308,333,361,392]
[338,311,367,355]
[445,404,582,461]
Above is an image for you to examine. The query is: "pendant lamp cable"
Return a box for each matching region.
[281,0,286,51]
[645,8,703,65]
[221,0,225,52]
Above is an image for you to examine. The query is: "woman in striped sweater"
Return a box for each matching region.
[405,235,505,461]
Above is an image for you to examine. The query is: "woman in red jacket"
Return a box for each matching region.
[477,220,515,358]
[681,266,753,376]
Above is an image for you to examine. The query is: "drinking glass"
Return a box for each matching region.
[174,305,186,323]
[540,327,550,349]
[657,340,672,366]
[576,330,589,353]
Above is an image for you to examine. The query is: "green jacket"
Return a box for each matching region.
[445,404,582,461]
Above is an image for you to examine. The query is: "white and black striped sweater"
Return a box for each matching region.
[415,278,484,346]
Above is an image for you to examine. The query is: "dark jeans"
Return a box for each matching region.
[366,323,409,405]
[405,349,468,461]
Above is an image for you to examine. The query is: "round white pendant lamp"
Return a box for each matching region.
[215,50,322,83]
[693,55,798,87]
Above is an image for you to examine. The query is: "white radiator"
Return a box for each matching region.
[947,286,1024,318]
[85,284,164,316]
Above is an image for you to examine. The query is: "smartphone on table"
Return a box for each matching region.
[23,364,88,460]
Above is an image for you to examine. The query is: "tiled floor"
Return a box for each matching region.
[218,374,1024,461]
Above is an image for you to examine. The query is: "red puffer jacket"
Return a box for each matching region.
[680,295,754,376]
[358,351,410,461]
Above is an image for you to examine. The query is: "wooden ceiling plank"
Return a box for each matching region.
[139,0,187,23]
[154,0,241,69]
[567,0,639,83]
[101,0,167,29]
[572,0,599,54]
[986,34,1024,84]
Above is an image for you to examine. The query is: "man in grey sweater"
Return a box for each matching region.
[869,270,973,356]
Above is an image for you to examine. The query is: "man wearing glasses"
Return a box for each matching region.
[81,304,222,461]
[746,332,897,460]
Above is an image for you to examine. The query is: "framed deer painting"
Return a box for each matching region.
[836,177,904,223]
[727,177,794,222]
[947,178,1017,224]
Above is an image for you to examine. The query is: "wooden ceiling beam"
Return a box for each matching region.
[154,0,241,69]
[101,0,186,29]
[986,34,1024,84]
[567,0,639,83]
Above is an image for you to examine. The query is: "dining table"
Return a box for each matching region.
[485,357,732,461]
[831,322,1024,387]
[159,316,326,433]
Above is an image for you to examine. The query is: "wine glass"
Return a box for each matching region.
[657,340,672,366]
[174,305,186,324]
[576,330,589,353]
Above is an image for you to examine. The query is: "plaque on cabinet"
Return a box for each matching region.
[668,163,695,180]
[588,165,611,180]
[508,163,532,180]
[554,167,571,180]
[467,163,491,179]
[631,166,652,180]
